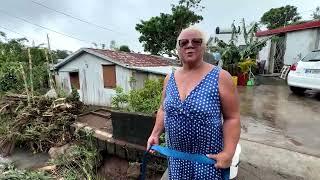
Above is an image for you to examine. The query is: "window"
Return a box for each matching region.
[69,71,80,89]
[102,65,116,88]
[302,51,320,62]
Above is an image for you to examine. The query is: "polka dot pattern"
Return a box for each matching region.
[163,67,224,180]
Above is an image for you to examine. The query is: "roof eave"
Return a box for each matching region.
[256,20,320,37]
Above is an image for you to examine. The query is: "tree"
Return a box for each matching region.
[260,5,301,29]
[240,19,269,59]
[0,31,71,94]
[109,40,118,50]
[119,45,130,52]
[312,7,320,20]
[208,19,269,70]
[52,50,71,60]
[135,0,203,57]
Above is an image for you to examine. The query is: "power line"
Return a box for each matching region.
[0,25,28,38]
[30,0,125,35]
[0,25,46,43]
[0,8,102,45]
[0,25,53,49]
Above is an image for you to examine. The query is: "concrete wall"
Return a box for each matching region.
[57,53,132,106]
[284,28,320,65]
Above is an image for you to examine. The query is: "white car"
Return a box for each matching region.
[287,50,320,94]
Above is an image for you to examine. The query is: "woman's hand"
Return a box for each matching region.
[147,135,159,153]
[207,151,233,169]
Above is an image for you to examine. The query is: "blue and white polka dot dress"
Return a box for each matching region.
[164,67,224,180]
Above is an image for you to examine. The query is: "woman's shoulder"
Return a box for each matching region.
[218,69,232,79]
[218,69,234,88]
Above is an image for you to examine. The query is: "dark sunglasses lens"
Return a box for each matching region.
[179,39,189,47]
[192,39,202,46]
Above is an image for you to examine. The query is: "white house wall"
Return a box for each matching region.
[148,73,164,80]
[134,71,148,89]
[258,38,272,72]
[284,29,320,65]
[58,53,125,106]
[115,65,132,92]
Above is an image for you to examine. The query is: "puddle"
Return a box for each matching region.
[239,85,320,157]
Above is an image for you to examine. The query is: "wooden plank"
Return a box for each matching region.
[103,65,116,88]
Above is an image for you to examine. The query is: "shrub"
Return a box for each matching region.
[128,79,163,114]
[111,87,128,109]
[112,78,163,114]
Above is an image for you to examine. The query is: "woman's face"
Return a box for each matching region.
[178,30,205,64]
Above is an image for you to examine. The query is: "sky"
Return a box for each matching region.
[0,0,318,53]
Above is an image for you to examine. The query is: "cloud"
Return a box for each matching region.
[0,0,318,52]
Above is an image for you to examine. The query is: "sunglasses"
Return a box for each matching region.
[178,38,203,48]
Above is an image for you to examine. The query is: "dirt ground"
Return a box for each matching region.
[78,109,113,134]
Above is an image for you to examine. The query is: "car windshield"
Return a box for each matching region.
[302,51,320,62]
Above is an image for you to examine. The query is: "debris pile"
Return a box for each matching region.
[0,93,84,157]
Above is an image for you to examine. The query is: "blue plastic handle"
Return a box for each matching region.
[140,145,230,180]
[151,145,216,164]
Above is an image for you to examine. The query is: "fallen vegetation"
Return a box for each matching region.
[0,163,54,180]
[0,89,103,179]
[49,129,102,180]
[0,90,83,156]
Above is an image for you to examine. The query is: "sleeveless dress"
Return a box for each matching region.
[163,67,224,180]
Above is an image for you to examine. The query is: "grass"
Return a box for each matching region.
[49,129,102,180]
[0,163,54,180]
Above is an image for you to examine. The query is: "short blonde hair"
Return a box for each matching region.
[176,26,207,50]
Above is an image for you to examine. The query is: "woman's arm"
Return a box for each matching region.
[207,69,241,168]
[147,74,170,149]
[219,70,241,157]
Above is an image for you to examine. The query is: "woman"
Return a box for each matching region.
[147,27,240,179]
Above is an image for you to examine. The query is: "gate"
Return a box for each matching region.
[269,35,286,73]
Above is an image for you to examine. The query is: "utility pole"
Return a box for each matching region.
[28,48,34,104]
[45,49,54,89]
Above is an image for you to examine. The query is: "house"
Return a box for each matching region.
[54,48,179,106]
[256,20,320,74]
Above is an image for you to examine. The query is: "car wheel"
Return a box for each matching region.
[289,86,306,95]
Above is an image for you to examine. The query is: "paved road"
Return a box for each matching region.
[239,85,320,157]
[161,161,304,180]
[236,161,303,180]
